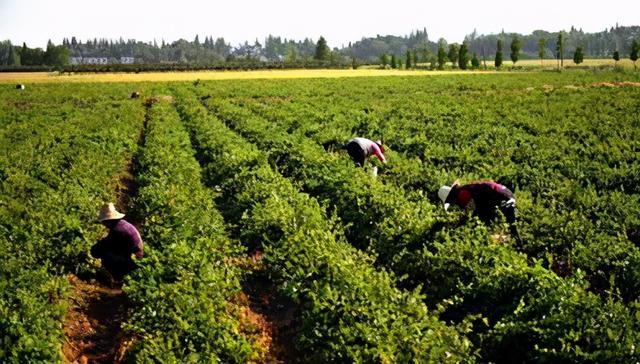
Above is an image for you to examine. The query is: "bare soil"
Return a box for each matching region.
[235,250,300,364]
[62,275,132,364]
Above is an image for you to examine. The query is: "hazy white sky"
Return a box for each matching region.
[1,0,638,48]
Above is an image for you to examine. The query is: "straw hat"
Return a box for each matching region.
[438,181,460,211]
[98,203,125,221]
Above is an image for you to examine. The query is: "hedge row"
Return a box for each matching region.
[0,88,143,361]
[122,101,255,362]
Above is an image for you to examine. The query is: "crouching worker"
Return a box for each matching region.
[438,180,521,242]
[345,137,387,167]
[91,203,143,281]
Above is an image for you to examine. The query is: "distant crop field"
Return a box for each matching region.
[2,71,640,363]
[505,58,636,68]
[0,68,497,83]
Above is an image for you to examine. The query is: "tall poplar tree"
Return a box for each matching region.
[538,38,546,66]
[495,39,503,68]
[437,41,447,70]
[630,40,639,70]
[448,44,459,68]
[314,36,330,61]
[458,43,469,69]
[510,37,521,65]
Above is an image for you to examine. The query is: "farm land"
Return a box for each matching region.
[1,69,640,363]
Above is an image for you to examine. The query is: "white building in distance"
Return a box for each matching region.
[69,57,135,65]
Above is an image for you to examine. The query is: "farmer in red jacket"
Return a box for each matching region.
[345,137,387,167]
[91,203,143,281]
[439,180,521,242]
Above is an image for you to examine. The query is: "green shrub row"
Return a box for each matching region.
[173,89,475,363]
[122,101,255,362]
[0,88,143,362]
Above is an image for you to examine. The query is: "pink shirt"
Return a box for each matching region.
[352,138,386,163]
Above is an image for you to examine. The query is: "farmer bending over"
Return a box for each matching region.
[438,180,521,242]
[345,137,387,167]
[91,203,143,281]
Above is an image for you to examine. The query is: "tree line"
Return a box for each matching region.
[1,25,638,69]
[379,33,640,70]
[0,34,347,70]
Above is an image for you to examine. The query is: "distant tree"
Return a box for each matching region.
[573,46,584,65]
[458,43,469,69]
[412,50,418,67]
[44,40,55,65]
[8,46,20,66]
[391,54,397,69]
[380,53,390,67]
[430,56,437,70]
[285,44,298,62]
[495,39,503,68]
[556,32,564,69]
[419,47,430,63]
[538,38,546,66]
[314,36,330,61]
[613,50,620,65]
[471,53,480,68]
[437,42,447,70]
[20,42,28,63]
[406,50,412,69]
[194,35,200,47]
[631,39,639,70]
[448,44,459,68]
[510,37,521,65]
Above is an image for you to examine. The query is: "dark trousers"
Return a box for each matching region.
[99,253,137,280]
[345,141,366,167]
[476,203,521,243]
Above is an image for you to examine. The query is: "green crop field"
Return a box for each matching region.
[1,70,640,363]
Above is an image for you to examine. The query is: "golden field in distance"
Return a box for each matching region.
[0,59,635,84]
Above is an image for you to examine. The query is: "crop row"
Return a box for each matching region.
[189,81,640,362]
[0,87,143,361]
[122,100,256,362]
[173,88,474,363]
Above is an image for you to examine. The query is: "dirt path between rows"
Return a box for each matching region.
[62,99,148,364]
[235,250,300,364]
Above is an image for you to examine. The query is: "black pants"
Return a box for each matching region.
[476,204,521,242]
[100,253,137,280]
[345,141,366,167]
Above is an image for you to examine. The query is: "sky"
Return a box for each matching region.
[1,0,638,48]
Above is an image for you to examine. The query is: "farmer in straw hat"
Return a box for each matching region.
[91,203,143,281]
[345,137,387,167]
[438,180,521,242]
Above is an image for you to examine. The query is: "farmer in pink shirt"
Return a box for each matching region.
[345,137,387,167]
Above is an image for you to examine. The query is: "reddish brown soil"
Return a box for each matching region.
[62,275,132,364]
[234,250,300,364]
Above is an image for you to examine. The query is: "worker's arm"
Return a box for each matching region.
[371,143,387,164]
[130,229,144,259]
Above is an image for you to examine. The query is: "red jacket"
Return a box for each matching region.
[447,181,514,213]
